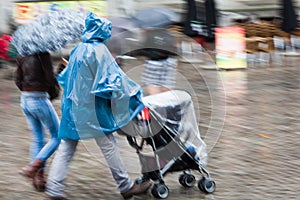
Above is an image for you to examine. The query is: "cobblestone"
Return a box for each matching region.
[0,57,299,199]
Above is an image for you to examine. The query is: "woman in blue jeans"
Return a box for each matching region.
[14,52,61,191]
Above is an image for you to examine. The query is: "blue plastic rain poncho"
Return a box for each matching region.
[57,13,144,140]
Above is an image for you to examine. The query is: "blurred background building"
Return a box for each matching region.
[0,0,14,34]
[1,0,300,34]
[1,0,300,64]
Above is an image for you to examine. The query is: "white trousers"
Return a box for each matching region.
[46,134,134,197]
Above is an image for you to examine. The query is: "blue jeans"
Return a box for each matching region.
[21,92,60,163]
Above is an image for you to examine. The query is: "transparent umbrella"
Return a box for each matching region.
[12,9,89,56]
[132,7,180,28]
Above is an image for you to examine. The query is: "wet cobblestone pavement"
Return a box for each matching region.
[0,56,300,200]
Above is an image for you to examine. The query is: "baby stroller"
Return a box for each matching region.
[119,90,216,199]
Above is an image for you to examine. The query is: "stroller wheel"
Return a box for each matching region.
[198,177,216,193]
[179,173,196,188]
[151,183,169,199]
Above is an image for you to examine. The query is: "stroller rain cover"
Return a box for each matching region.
[122,90,208,165]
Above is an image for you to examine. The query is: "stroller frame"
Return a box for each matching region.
[125,99,216,199]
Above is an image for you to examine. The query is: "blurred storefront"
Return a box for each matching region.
[13,0,107,24]
[1,0,300,61]
[0,0,13,34]
[1,0,299,31]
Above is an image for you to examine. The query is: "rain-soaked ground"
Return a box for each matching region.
[0,54,300,200]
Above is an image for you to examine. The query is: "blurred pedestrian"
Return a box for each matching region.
[141,28,177,95]
[0,34,16,61]
[45,13,151,200]
[14,52,61,191]
[142,57,177,95]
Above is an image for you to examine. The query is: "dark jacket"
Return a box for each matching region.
[14,52,59,99]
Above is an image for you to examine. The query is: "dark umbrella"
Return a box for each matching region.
[107,17,139,56]
[280,0,298,32]
[12,9,88,56]
[107,8,180,56]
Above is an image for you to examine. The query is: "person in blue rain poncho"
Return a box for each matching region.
[45,13,151,199]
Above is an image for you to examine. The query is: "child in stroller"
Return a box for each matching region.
[119,90,216,199]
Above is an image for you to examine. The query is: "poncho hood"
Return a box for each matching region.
[82,12,112,43]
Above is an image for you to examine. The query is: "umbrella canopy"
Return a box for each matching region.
[12,9,88,56]
[107,17,139,55]
[109,16,139,33]
[280,0,298,33]
[107,8,180,56]
[131,7,180,28]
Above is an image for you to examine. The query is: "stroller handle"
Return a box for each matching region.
[140,107,150,121]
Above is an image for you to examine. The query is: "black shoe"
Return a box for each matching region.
[46,197,67,200]
[121,180,151,199]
